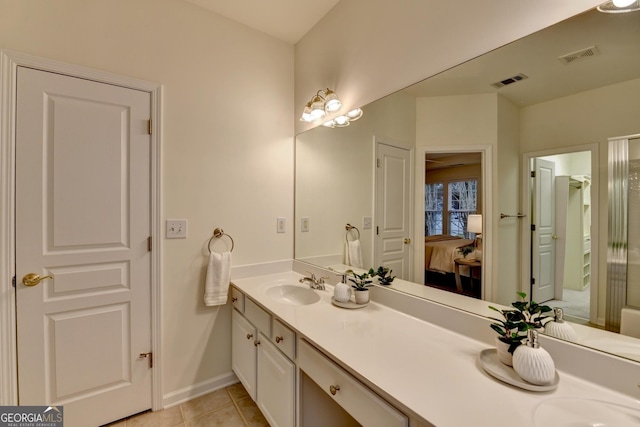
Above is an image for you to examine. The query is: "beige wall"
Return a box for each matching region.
[295,0,602,134]
[416,93,522,303]
[295,90,415,268]
[520,77,640,323]
[0,0,294,399]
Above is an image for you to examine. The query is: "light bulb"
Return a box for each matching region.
[324,90,342,112]
[613,0,636,7]
[309,98,326,120]
[300,103,313,122]
[346,108,363,120]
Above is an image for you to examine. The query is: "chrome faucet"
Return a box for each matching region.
[299,272,325,290]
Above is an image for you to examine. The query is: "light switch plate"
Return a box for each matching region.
[363,216,372,229]
[301,217,310,232]
[166,219,187,238]
[277,217,286,233]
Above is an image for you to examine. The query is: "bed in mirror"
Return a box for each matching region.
[294,7,640,362]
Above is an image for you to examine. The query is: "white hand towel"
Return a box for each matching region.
[347,240,363,268]
[204,251,232,306]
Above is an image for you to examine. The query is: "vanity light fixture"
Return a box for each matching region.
[300,88,342,122]
[597,0,640,13]
[323,108,364,128]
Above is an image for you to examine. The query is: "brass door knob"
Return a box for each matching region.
[552,234,559,240]
[275,336,283,343]
[22,273,53,287]
[329,385,340,395]
[404,238,411,244]
[254,340,261,347]
[246,333,253,340]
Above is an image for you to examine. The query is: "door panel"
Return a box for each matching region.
[375,143,412,280]
[16,66,152,426]
[532,158,556,302]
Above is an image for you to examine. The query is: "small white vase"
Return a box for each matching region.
[544,308,578,342]
[494,336,513,366]
[512,330,556,385]
[354,289,370,304]
[333,282,352,303]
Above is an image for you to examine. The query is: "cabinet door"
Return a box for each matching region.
[232,310,257,400]
[257,333,295,427]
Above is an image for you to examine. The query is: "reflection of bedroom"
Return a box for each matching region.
[424,152,482,298]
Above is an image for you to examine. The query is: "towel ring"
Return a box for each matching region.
[208,227,234,253]
[345,224,360,242]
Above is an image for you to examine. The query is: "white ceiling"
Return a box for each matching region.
[180,0,341,44]
[404,9,640,107]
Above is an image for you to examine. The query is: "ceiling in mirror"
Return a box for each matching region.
[294,7,640,363]
[403,9,640,106]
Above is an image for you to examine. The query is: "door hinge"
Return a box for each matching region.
[531,170,536,178]
[531,224,536,231]
[147,119,152,135]
[12,276,16,288]
[148,236,152,252]
[376,158,381,168]
[139,352,153,368]
[531,277,536,285]
[376,226,379,235]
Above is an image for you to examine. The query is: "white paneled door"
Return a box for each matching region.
[15,67,152,426]
[532,158,556,303]
[375,143,412,281]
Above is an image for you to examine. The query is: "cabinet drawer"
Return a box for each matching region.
[230,286,245,312]
[271,318,295,360]
[245,298,271,336]
[298,339,408,427]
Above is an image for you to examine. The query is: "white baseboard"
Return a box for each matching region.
[162,372,238,408]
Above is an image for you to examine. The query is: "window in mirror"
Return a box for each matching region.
[425,180,478,237]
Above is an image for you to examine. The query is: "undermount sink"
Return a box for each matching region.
[534,397,640,427]
[266,284,321,306]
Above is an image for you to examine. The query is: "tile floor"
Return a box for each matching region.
[104,383,269,427]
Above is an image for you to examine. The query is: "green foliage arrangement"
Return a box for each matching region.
[369,266,396,285]
[488,291,553,354]
[345,270,373,291]
[459,245,475,257]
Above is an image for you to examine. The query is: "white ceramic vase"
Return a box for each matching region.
[494,336,513,366]
[354,289,370,304]
[512,331,556,385]
[544,308,578,342]
[333,282,352,303]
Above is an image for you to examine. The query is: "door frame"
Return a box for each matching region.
[521,143,599,324]
[0,50,164,409]
[416,144,493,301]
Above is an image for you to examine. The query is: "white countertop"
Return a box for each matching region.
[232,271,639,427]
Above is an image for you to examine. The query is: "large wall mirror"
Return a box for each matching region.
[295,7,640,362]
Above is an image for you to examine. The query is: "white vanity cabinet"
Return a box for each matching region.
[231,288,296,427]
[257,332,295,427]
[298,339,409,427]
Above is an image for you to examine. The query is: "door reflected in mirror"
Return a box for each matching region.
[424,151,483,299]
[528,149,594,326]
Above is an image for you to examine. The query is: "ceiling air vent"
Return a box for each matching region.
[558,46,599,65]
[490,73,528,89]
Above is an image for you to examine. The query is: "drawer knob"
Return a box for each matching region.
[329,385,340,395]
[254,340,261,347]
[275,336,284,343]
[232,297,238,302]
[246,333,253,340]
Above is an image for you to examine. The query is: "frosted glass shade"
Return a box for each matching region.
[467,214,482,234]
